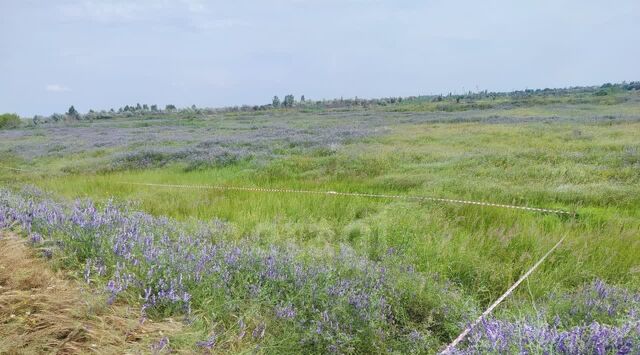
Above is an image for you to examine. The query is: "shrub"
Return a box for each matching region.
[0,113,21,129]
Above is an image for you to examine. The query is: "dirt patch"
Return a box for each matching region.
[0,232,182,354]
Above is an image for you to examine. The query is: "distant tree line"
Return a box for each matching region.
[31,103,190,124]
[25,81,640,125]
[265,81,638,110]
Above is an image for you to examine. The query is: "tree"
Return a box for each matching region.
[0,113,21,129]
[143,104,149,110]
[283,94,295,108]
[300,95,305,103]
[150,104,158,111]
[136,103,142,111]
[67,105,80,119]
[272,96,281,108]
[624,81,640,90]
[166,104,177,111]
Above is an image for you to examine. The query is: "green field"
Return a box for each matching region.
[1,86,639,353]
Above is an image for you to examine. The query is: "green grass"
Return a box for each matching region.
[1,89,639,352]
[5,119,639,302]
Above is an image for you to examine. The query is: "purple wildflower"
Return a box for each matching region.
[275,304,297,319]
[29,233,42,244]
[151,336,170,354]
[253,322,266,339]
[196,333,217,350]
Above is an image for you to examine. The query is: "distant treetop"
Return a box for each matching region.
[23,81,640,125]
[0,113,21,129]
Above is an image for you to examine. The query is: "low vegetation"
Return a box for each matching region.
[1,83,639,353]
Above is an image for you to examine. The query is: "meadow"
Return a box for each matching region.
[1,86,639,353]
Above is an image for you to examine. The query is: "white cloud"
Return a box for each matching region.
[192,18,250,30]
[45,84,71,93]
[56,0,247,31]
[182,0,207,14]
[58,1,143,23]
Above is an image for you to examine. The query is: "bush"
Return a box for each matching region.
[0,113,21,129]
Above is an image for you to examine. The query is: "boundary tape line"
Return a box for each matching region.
[0,164,36,172]
[2,164,578,352]
[116,181,574,216]
[0,165,576,216]
[440,234,568,354]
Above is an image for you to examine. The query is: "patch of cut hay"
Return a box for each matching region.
[0,232,182,354]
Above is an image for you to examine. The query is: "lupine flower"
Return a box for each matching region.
[151,336,170,354]
[29,233,42,244]
[253,323,266,339]
[458,281,640,354]
[196,333,217,350]
[0,187,479,353]
[42,249,53,259]
[275,304,297,319]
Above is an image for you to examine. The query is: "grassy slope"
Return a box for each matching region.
[1,89,639,351]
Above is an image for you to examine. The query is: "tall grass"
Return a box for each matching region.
[1,90,639,352]
[2,121,632,306]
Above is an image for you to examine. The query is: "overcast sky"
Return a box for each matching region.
[1,0,639,116]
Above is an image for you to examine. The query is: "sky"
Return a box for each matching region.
[1,0,639,116]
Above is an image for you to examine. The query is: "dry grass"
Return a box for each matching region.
[0,232,182,354]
